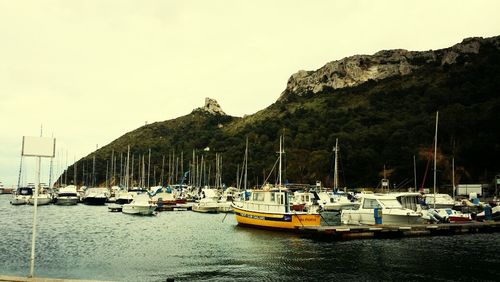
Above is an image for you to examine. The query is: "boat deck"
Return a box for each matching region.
[299,221,500,240]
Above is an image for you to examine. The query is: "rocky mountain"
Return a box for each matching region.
[62,35,500,192]
[193,97,226,115]
[280,36,499,101]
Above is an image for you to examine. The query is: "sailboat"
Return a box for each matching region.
[316,139,358,211]
[231,136,321,230]
[424,112,471,223]
[10,185,34,205]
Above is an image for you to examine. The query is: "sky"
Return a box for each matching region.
[1,0,499,187]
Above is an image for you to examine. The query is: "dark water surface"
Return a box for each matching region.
[1,195,499,281]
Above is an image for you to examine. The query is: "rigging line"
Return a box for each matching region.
[262,157,280,188]
[420,137,435,190]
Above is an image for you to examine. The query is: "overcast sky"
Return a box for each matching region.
[1,0,499,187]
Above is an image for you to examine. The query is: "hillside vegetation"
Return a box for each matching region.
[62,36,500,193]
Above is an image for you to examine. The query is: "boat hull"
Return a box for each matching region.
[27,197,52,206]
[10,197,29,205]
[122,204,156,215]
[55,197,79,206]
[83,197,107,205]
[192,204,218,213]
[341,211,423,225]
[232,206,320,230]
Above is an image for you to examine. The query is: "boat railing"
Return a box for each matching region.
[244,202,286,213]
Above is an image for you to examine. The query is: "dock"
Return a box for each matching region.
[299,221,500,240]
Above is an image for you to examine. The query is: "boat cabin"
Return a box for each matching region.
[245,189,291,213]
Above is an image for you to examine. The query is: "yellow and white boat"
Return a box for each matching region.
[231,187,320,230]
[231,136,320,230]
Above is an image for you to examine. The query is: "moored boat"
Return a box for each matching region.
[10,186,34,205]
[192,188,219,213]
[232,187,321,230]
[27,190,52,206]
[317,191,359,211]
[55,185,79,205]
[83,187,109,205]
[122,193,156,215]
[232,136,321,230]
[424,193,455,209]
[341,193,425,225]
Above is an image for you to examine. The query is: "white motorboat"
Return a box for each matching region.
[341,193,425,225]
[122,193,156,215]
[10,186,34,205]
[217,187,240,213]
[27,189,52,206]
[83,187,109,205]
[115,189,136,205]
[291,191,321,213]
[192,188,219,213]
[316,191,359,211]
[55,185,79,205]
[424,193,455,209]
[426,207,472,223]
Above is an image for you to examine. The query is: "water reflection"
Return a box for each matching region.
[1,195,500,281]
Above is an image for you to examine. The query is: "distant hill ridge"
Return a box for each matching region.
[62,35,500,190]
[280,36,500,101]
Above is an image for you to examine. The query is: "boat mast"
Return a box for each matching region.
[119,153,123,187]
[433,111,439,209]
[110,150,114,186]
[147,148,151,188]
[65,149,68,186]
[17,152,24,189]
[73,157,77,187]
[278,135,283,189]
[161,155,165,187]
[413,155,417,192]
[333,138,339,192]
[126,145,130,191]
[142,154,146,188]
[105,160,109,188]
[48,133,54,189]
[244,137,248,191]
[92,144,97,187]
[452,157,455,200]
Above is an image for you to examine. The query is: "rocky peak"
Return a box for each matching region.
[193,97,226,115]
[278,35,500,101]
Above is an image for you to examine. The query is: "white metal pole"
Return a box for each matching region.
[29,156,41,277]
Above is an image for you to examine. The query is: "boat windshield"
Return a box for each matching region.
[18,188,33,195]
[379,199,403,209]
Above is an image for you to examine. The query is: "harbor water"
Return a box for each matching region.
[1,195,499,281]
